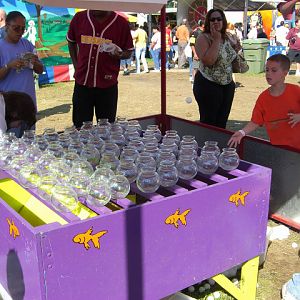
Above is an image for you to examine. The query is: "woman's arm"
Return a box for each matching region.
[195,29,221,66]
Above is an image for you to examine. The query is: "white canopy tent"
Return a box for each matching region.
[26,0,167,13]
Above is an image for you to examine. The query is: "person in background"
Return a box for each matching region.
[286,18,300,76]
[150,25,161,72]
[176,19,190,68]
[67,10,133,127]
[171,25,178,67]
[134,24,149,74]
[120,22,136,76]
[0,9,6,39]
[190,19,204,83]
[0,91,36,137]
[165,23,173,70]
[269,27,276,46]
[257,26,268,38]
[228,54,300,150]
[277,0,299,21]
[0,11,43,110]
[120,56,131,76]
[227,22,241,45]
[247,23,258,39]
[276,21,289,46]
[184,39,193,82]
[193,9,237,129]
[234,23,243,41]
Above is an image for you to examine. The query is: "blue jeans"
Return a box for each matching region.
[188,56,193,76]
[120,57,131,68]
[166,50,172,69]
[150,48,161,70]
[135,47,148,73]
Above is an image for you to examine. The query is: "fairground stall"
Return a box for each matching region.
[0,1,297,300]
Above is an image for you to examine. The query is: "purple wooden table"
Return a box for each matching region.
[0,161,271,300]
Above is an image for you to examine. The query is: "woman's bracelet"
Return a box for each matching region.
[238,129,246,137]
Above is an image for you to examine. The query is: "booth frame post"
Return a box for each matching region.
[160,5,167,134]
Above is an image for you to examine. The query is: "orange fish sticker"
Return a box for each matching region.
[229,190,249,207]
[73,227,107,250]
[165,209,191,228]
[6,218,20,239]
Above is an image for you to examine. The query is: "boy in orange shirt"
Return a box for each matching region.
[228,54,300,150]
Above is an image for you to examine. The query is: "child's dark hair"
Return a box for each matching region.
[2,91,36,129]
[267,54,290,71]
[5,11,25,24]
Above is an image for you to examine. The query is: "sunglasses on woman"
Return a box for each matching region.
[210,17,222,22]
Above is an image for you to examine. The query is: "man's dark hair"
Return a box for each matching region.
[267,54,291,71]
[2,91,36,129]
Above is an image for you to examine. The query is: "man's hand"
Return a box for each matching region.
[109,48,123,59]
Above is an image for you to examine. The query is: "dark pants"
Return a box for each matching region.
[72,82,118,128]
[193,72,235,129]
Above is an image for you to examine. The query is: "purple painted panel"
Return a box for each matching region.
[38,164,271,300]
[0,201,43,300]
[113,198,135,209]
[131,183,165,201]
[165,185,188,194]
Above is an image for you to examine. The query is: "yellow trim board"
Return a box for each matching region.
[0,178,68,227]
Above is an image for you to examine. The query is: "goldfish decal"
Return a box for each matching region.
[73,227,107,250]
[229,190,249,207]
[6,218,20,239]
[165,209,191,229]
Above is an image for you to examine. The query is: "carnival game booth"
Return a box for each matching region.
[0,1,295,300]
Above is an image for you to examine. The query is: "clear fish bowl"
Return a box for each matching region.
[197,150,219,175]
[157,160,178,187]
[109,175,130,200]
[219,148,240,171]
[86,180,111,207]
[51,184,79,213]
[136,166,160,193]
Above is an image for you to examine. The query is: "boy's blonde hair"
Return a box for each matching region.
[267,54,290,71]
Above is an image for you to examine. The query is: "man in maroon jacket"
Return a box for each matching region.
[67,10,134,127]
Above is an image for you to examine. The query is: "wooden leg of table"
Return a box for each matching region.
[240,256,259,300]
[212,273,242,299]
[212,256,259,300]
